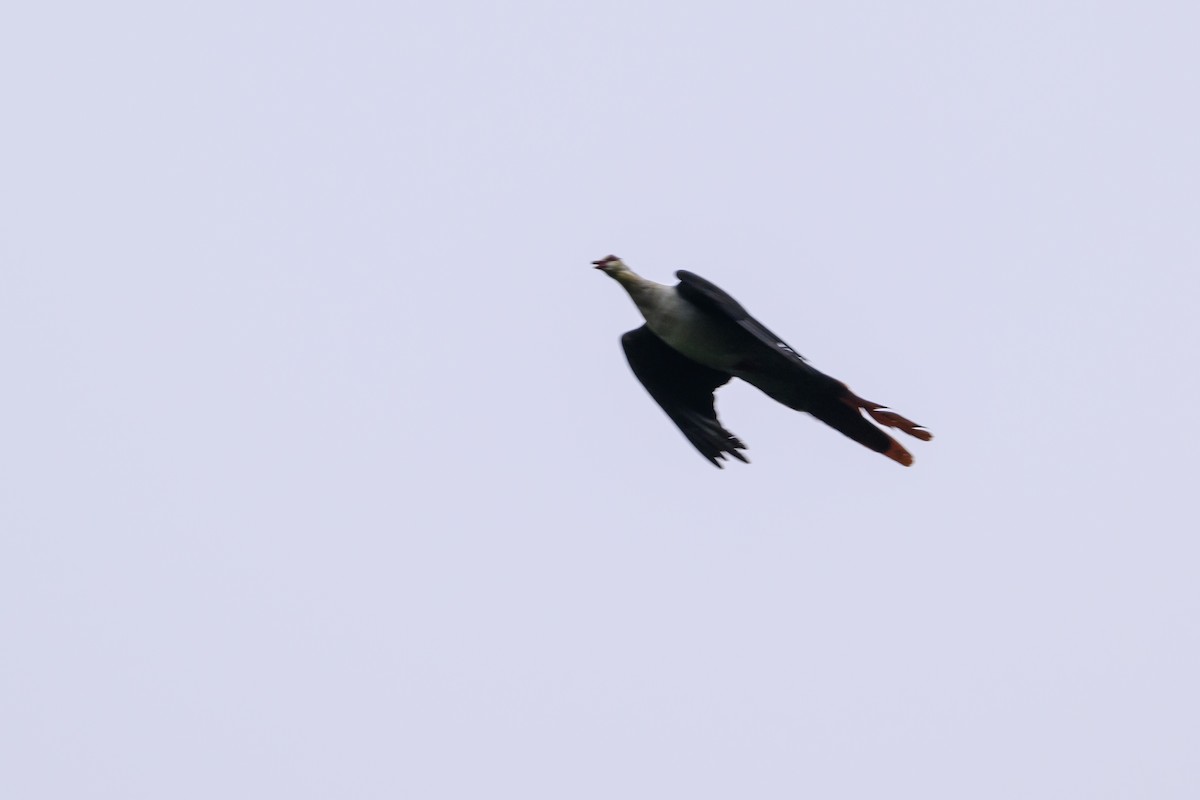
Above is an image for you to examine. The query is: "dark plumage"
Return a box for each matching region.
[595,255,932,467]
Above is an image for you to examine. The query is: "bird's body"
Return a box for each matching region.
[630,287,743,371]
[595,255,932,467]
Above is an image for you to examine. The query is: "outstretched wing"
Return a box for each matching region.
[675,269,932,465]
[675,270,806,365]
[621,325,748,468]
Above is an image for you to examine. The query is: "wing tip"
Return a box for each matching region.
[705,443,750,468]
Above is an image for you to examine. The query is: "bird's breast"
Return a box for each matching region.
[645,296,744,372]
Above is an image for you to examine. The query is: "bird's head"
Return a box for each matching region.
[592,255,629,277]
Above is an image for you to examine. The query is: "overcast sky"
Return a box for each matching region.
[3,2,1199,798]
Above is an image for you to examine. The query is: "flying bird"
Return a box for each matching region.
[594,255,932,467]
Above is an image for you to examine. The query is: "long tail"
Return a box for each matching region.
[807,390,933,467]
[807,398,913,466]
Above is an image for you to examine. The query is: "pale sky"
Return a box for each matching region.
[3,2,1199,798]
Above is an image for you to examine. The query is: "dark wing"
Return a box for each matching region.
[621,325,748,468]
[675,270,806,365]
[676,270,931,466]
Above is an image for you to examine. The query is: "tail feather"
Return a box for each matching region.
[807,399,913,467]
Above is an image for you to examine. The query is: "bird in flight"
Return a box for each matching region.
[594,255,932,467]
